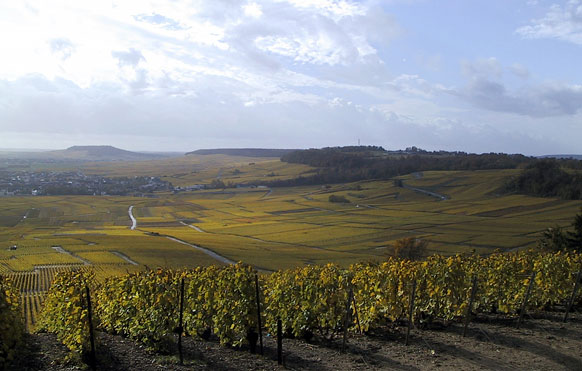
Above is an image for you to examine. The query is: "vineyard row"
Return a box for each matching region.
[34,251,582,360]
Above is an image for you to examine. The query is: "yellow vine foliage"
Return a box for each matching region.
[96,262,258,348]
[264,263,350,338]
[0,275,24,369]
[37,251,581,357]
[96,268,180,349]
[37,270,96,360]
[210,262,258,346]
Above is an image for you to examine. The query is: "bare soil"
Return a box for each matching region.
[8,311,582,370]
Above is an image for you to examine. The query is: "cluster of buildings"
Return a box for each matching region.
[0,170,172,196]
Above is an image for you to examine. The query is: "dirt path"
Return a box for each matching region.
[165,236,235,265]
[402,182,449,201]
[179,221,206,233]
[51,245,91,265]
[128,205,137,230]
[110,251,139,265]
[260,188,273,199]
[10,311,582,370]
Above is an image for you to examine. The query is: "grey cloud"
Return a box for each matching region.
[461,58,502,79]
[111,48,145,67]
[0,74,567,155]
[456,57,581,117]
[127,69,150,94]
[459,78,582,117]
[509,63,530,79]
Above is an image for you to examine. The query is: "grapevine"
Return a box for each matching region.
[37,270,96,361]
[96,268,180,350]
[0,275,23,369]
[32,251,582,360]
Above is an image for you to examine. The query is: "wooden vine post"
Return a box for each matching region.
[342,288,354,353]
[277,318,283,365]
[564,270,581,322]
[254,273,264,355]
[517,272,536,329]
[463,276,478,337]
[406,280,416,346]
[85,285,96,370]
[352,293,362,334]
[178,277,185,365]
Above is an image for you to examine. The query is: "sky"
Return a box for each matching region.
[1,0,581,155]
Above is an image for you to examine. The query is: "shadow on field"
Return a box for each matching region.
[421,336,514,371]
[455,321,582,370]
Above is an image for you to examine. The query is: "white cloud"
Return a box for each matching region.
[0,1,580,155]
[49,38,75,60]
[112,48,145,67]
[284,0,366,21]
[255,31,361,66]
[133,13,187,30]
[243,2,263,18]
[516,0,582,45]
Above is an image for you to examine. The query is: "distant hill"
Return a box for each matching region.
[540,154,582,160]
[187,148,299,158]
[46,146,169,161]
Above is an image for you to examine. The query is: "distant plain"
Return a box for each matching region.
[2,154,580,273]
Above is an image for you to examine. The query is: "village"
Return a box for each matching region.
[0,170,172,196]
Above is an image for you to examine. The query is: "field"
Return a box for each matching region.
[2,164,581,273]
[9,153,315,187]
[1,156,581,329]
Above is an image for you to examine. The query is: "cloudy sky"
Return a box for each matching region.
[1,0,581,155]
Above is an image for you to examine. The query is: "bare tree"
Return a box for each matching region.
[390,237,428,260]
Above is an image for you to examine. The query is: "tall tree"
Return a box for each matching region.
[567,208,582,253]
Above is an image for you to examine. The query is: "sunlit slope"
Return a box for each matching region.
[0,196,222,274]
[1,169,581,274]
[126,170,580,268]
[77,154,314,187]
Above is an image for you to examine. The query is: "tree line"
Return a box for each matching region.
[272,147,582,201]
[503,159,582,200]
[269,146,533,187]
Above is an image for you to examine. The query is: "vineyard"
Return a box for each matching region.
[0,275,23,368]
[31,250,582,366]
[2,158,582,368]
[1,168,581,277]
[2,265,119,331]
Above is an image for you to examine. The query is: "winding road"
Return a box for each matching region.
[402,183,449,201]
[111,251,139,265]
[179,221,206,233]
[260,188,273,199]
[128,206,137,230]
[51,245,91,265]
[165,236,235,265]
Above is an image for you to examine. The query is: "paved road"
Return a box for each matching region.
[402,183,449,201]
[111,251,139,265]
[166,236,235,265]
[51,245,91,265]
[128,206,137,230]
[179,221,206,233]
